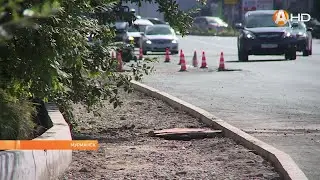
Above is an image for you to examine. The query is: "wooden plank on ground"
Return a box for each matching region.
[149,128,222,140]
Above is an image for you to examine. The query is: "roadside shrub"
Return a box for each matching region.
[0,90,36,140]
[0,0,199,139]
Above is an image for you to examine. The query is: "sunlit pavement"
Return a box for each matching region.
[130,36,320,179]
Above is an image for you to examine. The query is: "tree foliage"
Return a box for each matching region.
[0,0,200,137]
[312,0,320,20]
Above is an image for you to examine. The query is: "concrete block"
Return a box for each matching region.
[0,103,72,180]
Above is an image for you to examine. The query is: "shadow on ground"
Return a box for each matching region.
[226,59,288,63]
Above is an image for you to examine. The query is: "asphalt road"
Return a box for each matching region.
[136,36,320,179]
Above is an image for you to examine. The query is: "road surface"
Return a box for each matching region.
[138,36,320,179]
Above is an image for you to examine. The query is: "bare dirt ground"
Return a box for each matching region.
[58,90,281,180]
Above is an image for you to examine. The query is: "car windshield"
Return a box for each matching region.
[207,18,217,24]
[292,21,306,30]
[245,14,289,28]
[127,26,139,32]
[209,17,224,24]
[145,26,173,35]
[148,19,164,24]
[136,25,148,32]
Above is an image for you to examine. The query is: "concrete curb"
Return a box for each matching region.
[131,80,308,180]
[0,103,72,180]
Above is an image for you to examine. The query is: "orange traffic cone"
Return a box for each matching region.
[178,49,183,65]
[139,48,143,60]
[218,52,225,71]
[117,51,123,72]
[200,51,207,68]
[179,53,187,72]
[165,48,170,62]
[192,50,198,67]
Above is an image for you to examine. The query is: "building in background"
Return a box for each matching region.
[240,0,273,21]
[237,0,314,22]
[122,0,315,26]
[285,0,314,14]
[223,0,241,25]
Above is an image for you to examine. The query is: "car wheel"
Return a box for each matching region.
[133,56,138,62]
[285,48,296,60]
[309,48,312,55]
[238,49,248,62]
[171,50,179,55]
[290,50,297,60]
[284,51,290,60]
[303,49,309,56]
[309,39,313,55]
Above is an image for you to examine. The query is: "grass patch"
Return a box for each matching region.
[0,90,51,140]
[0,90,36,140]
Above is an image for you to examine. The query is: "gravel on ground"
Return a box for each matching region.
[58,89,281,180]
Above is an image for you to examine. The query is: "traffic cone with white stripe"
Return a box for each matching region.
[200,51,207,68]
[192,50,198,67]
[179,53,187,72]
[111,51,115,60]
[117,51,124,72]
[218,52,225,71]
[165,48,170,62]
[139,48,143,60]
[178,49,183,65]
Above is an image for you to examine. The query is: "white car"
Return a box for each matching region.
[122,19,154,47]
[140,24,179,55]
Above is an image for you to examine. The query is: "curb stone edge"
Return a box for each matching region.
[131,80,308,180]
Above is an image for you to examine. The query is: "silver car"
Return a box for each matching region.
[193,16,228,32]
[140,25,179,55]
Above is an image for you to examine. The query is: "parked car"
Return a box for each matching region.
[235,10,297,61]
[291,21,312,56]
[140,24,179,55]
[305,18,320,39]
[145,17,168,25]
[145,17,183,35]
[192,16,228,32]
[122,19,154,47]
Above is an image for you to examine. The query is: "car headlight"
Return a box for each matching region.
[172,39,178,43]
[298,32,307,37]
[146,40,152,44]
[246,33,254,39]
[244,31,255,39]
[283,32,293,38]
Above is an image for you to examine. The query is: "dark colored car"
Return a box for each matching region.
[291,21,312,56]
[235,10,297,61]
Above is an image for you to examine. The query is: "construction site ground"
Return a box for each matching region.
[58,89,281,180]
